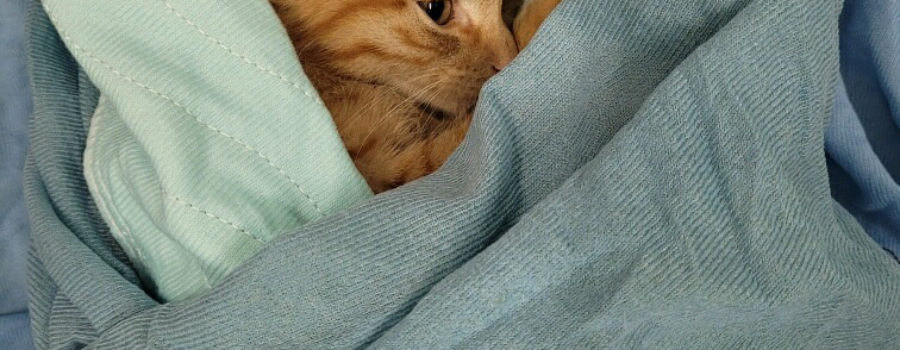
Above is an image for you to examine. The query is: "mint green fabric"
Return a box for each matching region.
[46,0,374,301]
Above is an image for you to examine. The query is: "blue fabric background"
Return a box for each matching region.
[826,0,900,258]
[0,0,34,349]
[5,0,900,348]
[22,0,899,348]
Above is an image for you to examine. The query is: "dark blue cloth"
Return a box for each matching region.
[827,0,900,259]
[0,0,35,349]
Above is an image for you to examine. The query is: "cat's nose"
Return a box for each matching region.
[490,32,518,72]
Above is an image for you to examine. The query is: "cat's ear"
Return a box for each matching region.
[513,0,562,49]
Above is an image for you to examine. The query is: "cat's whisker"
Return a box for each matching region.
[343,71,443,132]
[355,75,450,150]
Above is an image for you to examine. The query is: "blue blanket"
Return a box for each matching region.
[1,0,33,349]
[23,0,900,348]
[826,0,900,258]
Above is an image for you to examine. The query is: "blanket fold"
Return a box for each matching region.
[25,0,900,349]
[826,0,900,258]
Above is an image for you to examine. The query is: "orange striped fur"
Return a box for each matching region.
[271,0,559,192]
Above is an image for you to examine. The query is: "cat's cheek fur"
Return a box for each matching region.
[272,0,557,193]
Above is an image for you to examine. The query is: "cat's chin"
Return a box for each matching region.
[397,86,476,119]
[416,98,478,121]
[416,102,456,121]
[466,102,478,115]
[427,94,479,118]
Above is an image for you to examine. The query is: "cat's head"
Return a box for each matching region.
[272,0,518,116]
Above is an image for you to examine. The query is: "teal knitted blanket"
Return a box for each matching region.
[25,0,900,348]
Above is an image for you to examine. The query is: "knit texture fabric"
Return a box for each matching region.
[25,0,900,348]
[43,0,374,302]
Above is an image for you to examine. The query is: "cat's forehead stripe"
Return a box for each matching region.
[315,0,408,27]
[396,26,440,52]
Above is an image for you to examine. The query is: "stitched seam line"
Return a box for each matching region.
[95,175,214,289]
[161,0,324,105]
[163,192,266,244]
[83,104,214,289]
[45,8,327,217]
[85,114,150,269]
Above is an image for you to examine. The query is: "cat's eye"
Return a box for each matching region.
[417,0,452,25]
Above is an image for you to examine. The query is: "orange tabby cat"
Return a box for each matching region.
[271,0,559,192]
